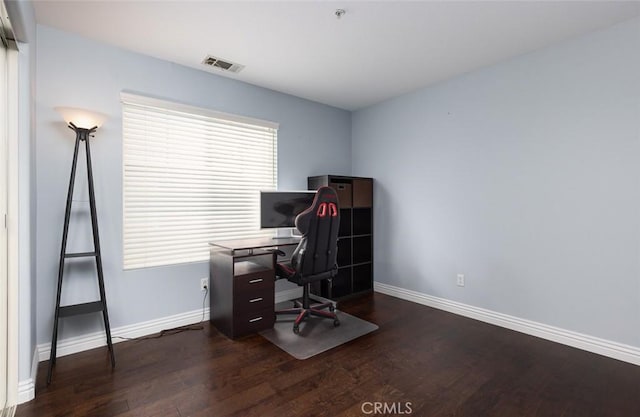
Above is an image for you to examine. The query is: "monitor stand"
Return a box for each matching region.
[272,228,301,240]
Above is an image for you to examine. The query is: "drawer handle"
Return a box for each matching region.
[249,316,263,323]
[249,278,263,284]
[249,297,263,303]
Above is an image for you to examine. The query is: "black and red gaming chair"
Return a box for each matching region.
[275,186,341,334]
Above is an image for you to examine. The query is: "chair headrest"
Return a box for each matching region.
[307,186,338,217]
[294,186,339,231]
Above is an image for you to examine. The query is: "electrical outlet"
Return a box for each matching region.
[456,274,465,287]
[200,277,208,291]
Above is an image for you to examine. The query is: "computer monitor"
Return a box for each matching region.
[260,190,316,229]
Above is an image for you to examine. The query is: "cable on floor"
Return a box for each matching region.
[113,287,208,342]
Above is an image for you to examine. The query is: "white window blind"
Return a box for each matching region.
[122,93,278,270]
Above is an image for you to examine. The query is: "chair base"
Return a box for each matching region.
[275,287,340,334]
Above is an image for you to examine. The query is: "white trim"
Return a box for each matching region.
[0,38,8,415]
[16,347,36,404]
[37,287,301,362]
[0,404,15,417]
[17,380,33,405]
[374,282,640,366]
[5,44,19,410]
[39,307,210,362]
[120,92,280,130]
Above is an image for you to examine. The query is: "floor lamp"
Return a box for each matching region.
[47,107,116,384]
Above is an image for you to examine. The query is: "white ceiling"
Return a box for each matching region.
[33,1,640,110]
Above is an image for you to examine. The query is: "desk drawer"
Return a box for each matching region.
[235,270,273,293]
[234,307,275,337]
[234,287,274,315]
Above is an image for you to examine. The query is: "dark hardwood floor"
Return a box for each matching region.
[17,293,640,417]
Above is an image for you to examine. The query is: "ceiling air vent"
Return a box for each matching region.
[202,55,244,74]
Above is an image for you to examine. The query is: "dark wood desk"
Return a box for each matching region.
[209,236,300,339]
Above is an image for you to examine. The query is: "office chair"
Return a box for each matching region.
[275,186,341,334]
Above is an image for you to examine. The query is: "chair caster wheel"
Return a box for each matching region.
[333,319,340,327]
[293,324,300,334]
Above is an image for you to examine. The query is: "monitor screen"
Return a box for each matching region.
[260,191,316,229]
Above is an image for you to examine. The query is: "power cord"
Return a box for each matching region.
[114,286,208,343]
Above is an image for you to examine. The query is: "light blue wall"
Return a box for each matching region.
[31,13,640,362]
[35,25,351,344]
[352,18,640,347]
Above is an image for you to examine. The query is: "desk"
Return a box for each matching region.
[209,236,300,339]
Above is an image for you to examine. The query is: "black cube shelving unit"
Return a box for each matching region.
[307,175,373,299]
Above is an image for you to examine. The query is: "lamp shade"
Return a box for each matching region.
[55,107,107,129]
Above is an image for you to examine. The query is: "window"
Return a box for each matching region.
[122,93,278,269]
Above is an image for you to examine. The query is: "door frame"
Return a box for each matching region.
[1,33,19,412]
[0,36,8,412]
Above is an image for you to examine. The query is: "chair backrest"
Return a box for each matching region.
[290,186,340,278]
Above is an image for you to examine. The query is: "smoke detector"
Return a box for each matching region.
[202,55,244,74]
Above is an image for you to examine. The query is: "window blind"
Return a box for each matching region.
[122,93,278,270]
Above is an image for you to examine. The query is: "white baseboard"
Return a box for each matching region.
[36,288,302,363]
[374,282,640,366]
[37,307,211,362]
[16,288,303,405]
[17,380,34,405]
[17,346,38,404]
